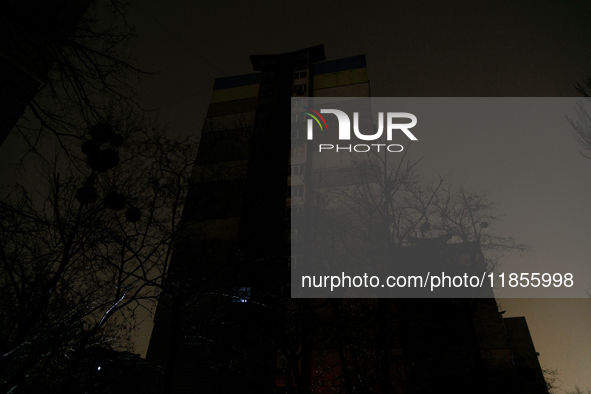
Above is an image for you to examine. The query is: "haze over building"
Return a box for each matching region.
[146,45,549,394]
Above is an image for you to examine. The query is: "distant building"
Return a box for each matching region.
[146,45,549,394]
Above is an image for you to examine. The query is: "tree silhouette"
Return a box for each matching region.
[0,121,197,393]
[569,78,591,159]
[278,145,531,393]
[1,0,149,156]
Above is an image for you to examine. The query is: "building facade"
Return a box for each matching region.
[146,45,548,394]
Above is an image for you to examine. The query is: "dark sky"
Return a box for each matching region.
[124,1,591,391]
[1,0,590,391]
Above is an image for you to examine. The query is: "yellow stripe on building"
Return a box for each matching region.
[313,67,368,90]
[210,84,260,103]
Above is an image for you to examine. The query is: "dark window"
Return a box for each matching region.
[289,255,300,269]
[294,71,307,79]
[289,164,305,176]
[256,118,270,126]
[292,128,307,139]
[277,352,288,370]
[291,145,305,157]
[290,185,304,197]
[293,84,306,94]
[292,98,306,107]
[287,205,303,220]
[291,113,305,123]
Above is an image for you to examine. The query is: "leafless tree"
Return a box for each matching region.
[277,145,529,393]
[567,387,591,394]
[307,147,526,279]
[1,0,149,157]
[569,78,591,159]
[0,121,197,394]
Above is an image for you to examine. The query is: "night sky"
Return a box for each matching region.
[2,0,591,391]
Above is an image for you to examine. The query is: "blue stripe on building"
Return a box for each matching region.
[311,55,366,75]
[213,73,261,90]
[212,54,366,91]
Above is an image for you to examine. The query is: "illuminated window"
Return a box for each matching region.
[232,287,251,303]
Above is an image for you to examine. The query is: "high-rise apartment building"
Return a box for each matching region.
[146,45,548,394]
[148,44,360,393]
